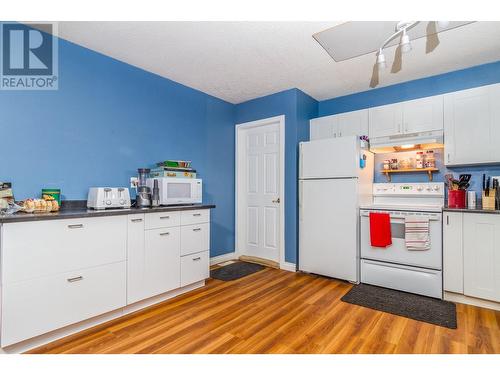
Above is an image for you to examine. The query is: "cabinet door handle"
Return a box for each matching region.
[447,153,451,163]
[338,131,342,137]
[193,213,201,217]
[192,257,201,261]
[160,216,170,219]
[193,228,202,232]
[160,232,170,236]
[67,276,83,283]
[68,224,84,229]
[131,218,143,222]
[446,215,449,225]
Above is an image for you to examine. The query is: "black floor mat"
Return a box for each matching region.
[210,261,265,281]
[341,283,457,329]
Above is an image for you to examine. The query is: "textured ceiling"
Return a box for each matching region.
[56,21,500,104]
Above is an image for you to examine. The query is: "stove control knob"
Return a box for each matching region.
[106,200,112,205]
[120,199,126,205]
[433,185,440,191]
[417,186,423,191]
[426,186,432,191]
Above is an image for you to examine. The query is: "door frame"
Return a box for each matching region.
[235,115,285,268]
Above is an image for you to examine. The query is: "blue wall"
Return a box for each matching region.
[319,61,500,116]
[0,33,235,257]
[235,89,318,264]
[317,60,500,192]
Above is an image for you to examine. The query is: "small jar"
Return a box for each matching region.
[399,158,410,169]
[425,150,435,168]
[416,152,425,169]
[383,160,391,170]
[390,159,398,170]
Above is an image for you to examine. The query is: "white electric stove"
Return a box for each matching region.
[359,182,445,299]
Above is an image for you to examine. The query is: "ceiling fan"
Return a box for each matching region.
[313,21,474,88]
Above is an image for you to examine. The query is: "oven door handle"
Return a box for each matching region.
[360,212,440,221]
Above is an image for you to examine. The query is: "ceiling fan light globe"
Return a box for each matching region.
[400,31,412,53]
[376,51,386,70]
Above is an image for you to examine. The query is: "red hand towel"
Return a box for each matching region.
[369,212,392,248]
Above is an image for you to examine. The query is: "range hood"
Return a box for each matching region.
[369,130,444,153]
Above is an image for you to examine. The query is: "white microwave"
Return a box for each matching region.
[146,178,202,205]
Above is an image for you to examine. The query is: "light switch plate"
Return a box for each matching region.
[130,177,138,188]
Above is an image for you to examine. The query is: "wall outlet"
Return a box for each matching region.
[130,177,138,189]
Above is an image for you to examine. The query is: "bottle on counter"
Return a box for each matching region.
[425,150,435,168]
[383,159,391,170]
[416,151,425,169]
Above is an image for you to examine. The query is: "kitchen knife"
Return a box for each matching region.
[483,174,486,195]
[486,176,490,197]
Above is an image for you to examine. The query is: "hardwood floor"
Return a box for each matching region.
[28,268,500,354]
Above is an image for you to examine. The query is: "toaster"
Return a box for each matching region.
[87,187,131,210]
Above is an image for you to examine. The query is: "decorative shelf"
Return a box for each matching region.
[381,168,439,182]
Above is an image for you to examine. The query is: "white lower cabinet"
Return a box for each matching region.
[463,213,500,302]
[443,212,464,294]
[1,208,211,347]
[127,210,210,304]
[1,261,126,347]
[444,212,500,305]
[143,227,181,298]
[181,251,210,287]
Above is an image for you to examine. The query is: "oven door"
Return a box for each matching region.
[360,209,442,270]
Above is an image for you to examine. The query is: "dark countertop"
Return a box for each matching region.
[0,204,216,224]
[443,205,500,215]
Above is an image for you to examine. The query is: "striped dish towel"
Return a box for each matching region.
[405,216,430,251]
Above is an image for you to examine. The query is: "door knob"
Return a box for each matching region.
[272,198,280,203]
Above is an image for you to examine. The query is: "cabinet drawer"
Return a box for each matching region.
[145,211,180,229]
[181,250,209,287]
[1,261,126,347]
[2,216,127,284]
[181,223,210,256]
[181,210,210,226]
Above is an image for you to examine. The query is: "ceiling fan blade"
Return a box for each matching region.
[369,62,380,88]
[426,21,440,53]
[391,44,402,74]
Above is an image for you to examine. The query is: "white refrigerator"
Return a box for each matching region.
[299,136,373,283]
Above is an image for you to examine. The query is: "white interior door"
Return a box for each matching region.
[237,117,283,263]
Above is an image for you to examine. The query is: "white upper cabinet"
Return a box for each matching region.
[444,83,500,166]
[369,102,403,138]
[369,95,444,139]
[403,96,444,134]
[310,116,336,140]
[336,109,369,138]
[310,109,368,140]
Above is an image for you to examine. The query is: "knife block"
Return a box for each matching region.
[482,189,496,210]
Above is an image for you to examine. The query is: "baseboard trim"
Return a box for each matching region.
[0,281,205,354]
[210,252,237,265]
[239,255,279,269]
[280,262,297,272]
[444,292,500,311]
